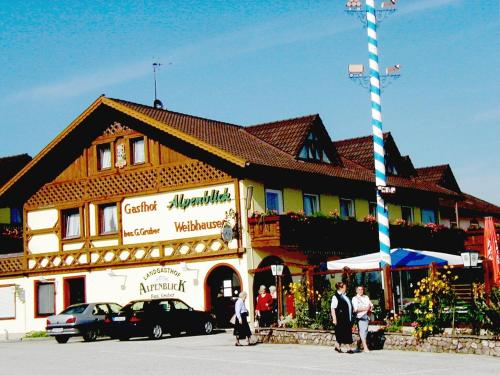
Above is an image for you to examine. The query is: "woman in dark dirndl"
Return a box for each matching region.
[331,281,354,353]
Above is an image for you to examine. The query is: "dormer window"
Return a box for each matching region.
[298,132,330,163]
[385,159,398,175]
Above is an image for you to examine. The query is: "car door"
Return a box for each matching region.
[92,304,109,332]
[156,300,175,332]
[170,299,193,333]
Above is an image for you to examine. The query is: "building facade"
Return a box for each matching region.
[0,96,498,335]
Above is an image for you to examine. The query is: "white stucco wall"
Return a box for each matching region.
[0,256,249,336]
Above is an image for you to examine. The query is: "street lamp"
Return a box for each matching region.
[271,264,284,320]
[461,250,479,268]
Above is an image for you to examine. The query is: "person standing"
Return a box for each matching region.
[331,281,354,353]
[234,291,252,346]
[269,285,278,325]
[352,285,374,353]
[255,285,273,327]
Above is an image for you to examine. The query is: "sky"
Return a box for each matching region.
[0,0,499,205]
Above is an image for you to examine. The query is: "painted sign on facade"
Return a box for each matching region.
[138,267,189,299]
[121,183,235,245]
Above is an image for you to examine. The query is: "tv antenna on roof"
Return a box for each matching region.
[152,60,172,109]
[152,61,163,109]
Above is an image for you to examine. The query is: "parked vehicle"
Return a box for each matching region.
[46,302,122,343]
[111,298,214,340]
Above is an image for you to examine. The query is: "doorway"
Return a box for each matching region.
[205,265,241,328]
[63,276,86,308]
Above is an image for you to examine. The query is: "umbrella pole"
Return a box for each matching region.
[383,264,394,311]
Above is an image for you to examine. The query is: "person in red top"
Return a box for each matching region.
[255,285,273,327]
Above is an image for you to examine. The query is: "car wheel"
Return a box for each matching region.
[55,336,70,344]
[150,323,163,340]
[118,335,130,341]
[203,320,214,335]
[83,328,98,342]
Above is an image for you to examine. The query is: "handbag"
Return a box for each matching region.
[229,314,236,325]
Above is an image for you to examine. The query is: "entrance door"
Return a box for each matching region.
[205,265,241,328]
[63,276,86,308]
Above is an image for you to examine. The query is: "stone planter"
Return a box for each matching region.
[254,327,500,357]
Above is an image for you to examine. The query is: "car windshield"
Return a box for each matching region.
[61,304,88,315]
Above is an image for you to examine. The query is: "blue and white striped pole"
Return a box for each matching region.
[366,0,391,267]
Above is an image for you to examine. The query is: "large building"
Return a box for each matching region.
[0,96,498,336]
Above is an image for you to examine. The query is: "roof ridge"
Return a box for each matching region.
[245,113,319,129]
[0,153,31,161]
[238,127,303,162]
[416,164,450,171]
[334,132,390,144]
[109,98,243,129]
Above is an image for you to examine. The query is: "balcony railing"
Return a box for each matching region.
[248,215,466,256]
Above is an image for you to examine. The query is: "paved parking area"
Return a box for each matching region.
[1,331,498,375]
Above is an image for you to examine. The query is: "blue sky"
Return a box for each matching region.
[0,0,498,205]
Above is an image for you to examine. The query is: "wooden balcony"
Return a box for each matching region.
[248,215,466,256]
[464,228,500,255]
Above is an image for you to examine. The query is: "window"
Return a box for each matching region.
[99,203,117,234]
[10,208,21,224]
[340,198,355,218]
[0,285,16,319]
[158,301,172,312]
[62,208,81,239]
[265,189,283,214]
[298,131,331,163]
[401,206,414,224]
[92,304,109,316]
[172,300,190,310]
[130,137,146,165]
[97,143,112,170]
[421,208,437,224]
[35,281,55,317]
[303,194,319,216]
[108,303,122,314]
[385,159,398,175]
[369,202,377,218]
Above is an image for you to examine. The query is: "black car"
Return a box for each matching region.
[111,298,214,340]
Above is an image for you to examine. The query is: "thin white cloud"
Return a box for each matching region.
[471,107,500,124]
[1,0,463,104]
[400,0,462,14]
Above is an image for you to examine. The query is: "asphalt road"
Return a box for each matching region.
[1,331,498,375]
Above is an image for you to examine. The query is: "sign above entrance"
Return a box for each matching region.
[121,183,236,245]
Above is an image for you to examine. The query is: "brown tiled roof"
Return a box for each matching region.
[245,115,318,155]
[416,164,461,192]
[0,154,31,188]
[440,193,500,217]
[333,134,378,170]
[109,99,457,196]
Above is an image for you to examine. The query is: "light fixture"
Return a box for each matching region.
[346,0,362,9]
[348,64,365,77]
[245,186,254,211]
[271,264,284,276]
[381,0,397,8]
[386,64,401,75]
[461,250,479,268]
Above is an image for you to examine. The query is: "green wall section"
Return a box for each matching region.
[243,179,430,225]
[388,204,402,222]
[320,194,340,215]
[413,207,422,223]
[283,188,303,213]
[355,199,369,220]
[0,207,10,224]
